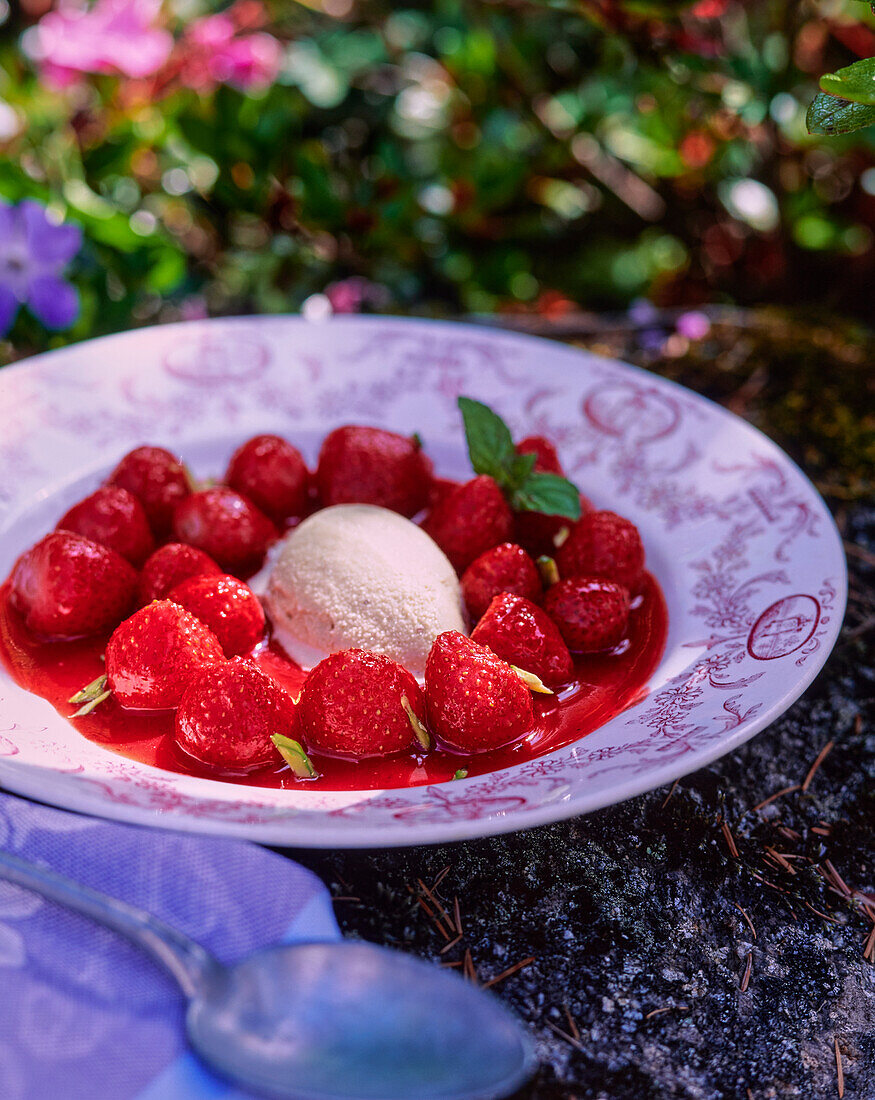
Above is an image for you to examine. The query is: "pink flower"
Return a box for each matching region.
[23,0,173,90]
[177,12,281,93]
[676,311,711,340]
[324,278,390,314]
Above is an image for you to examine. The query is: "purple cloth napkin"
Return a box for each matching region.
[0,791,339,1100]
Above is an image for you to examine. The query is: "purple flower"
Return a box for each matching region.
[627,297,660,326]
[0,200,82,336]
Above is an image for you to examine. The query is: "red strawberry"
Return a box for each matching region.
[512,437,593,558]
[168,573,265,657]
[516,435,563,475]
[424,631,534,752]
[298,650,428,759]
[57,486,155,567]
[471,594,572,686]
[514,495,592,560]
[428,476,461,510]
[543,577,630,652]
[138,543,223,605]
[421,475,513,573]
[176,658,295,771]
[315,426,433,517]
[225,434,310,524]
[105,600,225,709]
[107,446,191,536]
[10,532,137,638]
[172,487,276,573]
[461,542,541,620]
[556,510,645,590]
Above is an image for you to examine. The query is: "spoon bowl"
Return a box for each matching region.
[188,940,535,1100]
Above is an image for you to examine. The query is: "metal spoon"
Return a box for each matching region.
[0,848,535,1100]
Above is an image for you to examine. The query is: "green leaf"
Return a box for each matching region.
[819,58,875,106]
[457,396,583,517]
[536,555,560,587]
[176,113,222,159]
[510,665,554,694]
[507,450,537,484]
[510,472,582,520]
[146,247,186,293]
[272,735,318,779]
[68,674,111,716]
[70,689,111,718]
[806,92,875,136]
[457,396,516,484]
[68,674,108,705]
[401,694,431,751]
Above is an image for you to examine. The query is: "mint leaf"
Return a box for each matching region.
[510,472,581,520]
[819,58,875,107]
[457,397,516,484]
[457,395,583,519]
[807,92,875,135]
[507,450,537,484]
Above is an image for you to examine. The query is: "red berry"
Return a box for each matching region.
[176,658,295,771]
[512,437,594,558]
[172,487,276,573]
[316,426,433,517]
[516,435,563,475]
[107,446,191,536]
[57,486,155,567]
[298,649,427,759]
[543,577,630,652]
[424,631,533,753]
[421,475,513,573]
[168,573,265,657]
[556,510,645,590]
[225,434,310,523]
[514,494,593,559]
[461,542,541,620]
[105,600,225,710]
[10,532,137,639]
[138,543,223,605]
[428,477,461,510]
[472,594,572,686]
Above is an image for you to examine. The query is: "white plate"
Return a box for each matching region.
[0,317,846,847]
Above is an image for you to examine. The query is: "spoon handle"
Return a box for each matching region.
[0,847,217,998]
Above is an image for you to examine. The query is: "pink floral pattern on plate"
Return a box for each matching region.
[0,317,846,847]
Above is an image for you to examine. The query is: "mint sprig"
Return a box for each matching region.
[457,397,581,520]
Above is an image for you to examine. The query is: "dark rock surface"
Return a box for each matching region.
[290,324,874,1100]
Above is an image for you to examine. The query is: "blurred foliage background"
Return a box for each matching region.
[1,0,874,359]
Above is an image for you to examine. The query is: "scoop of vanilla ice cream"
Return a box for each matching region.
[265,504,466,676]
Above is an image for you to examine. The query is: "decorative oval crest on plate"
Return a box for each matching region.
[583,382,680,443]
[164,330,271,384]
[747,595,821,660]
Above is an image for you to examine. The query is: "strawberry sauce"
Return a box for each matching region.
[0,575,667,791]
